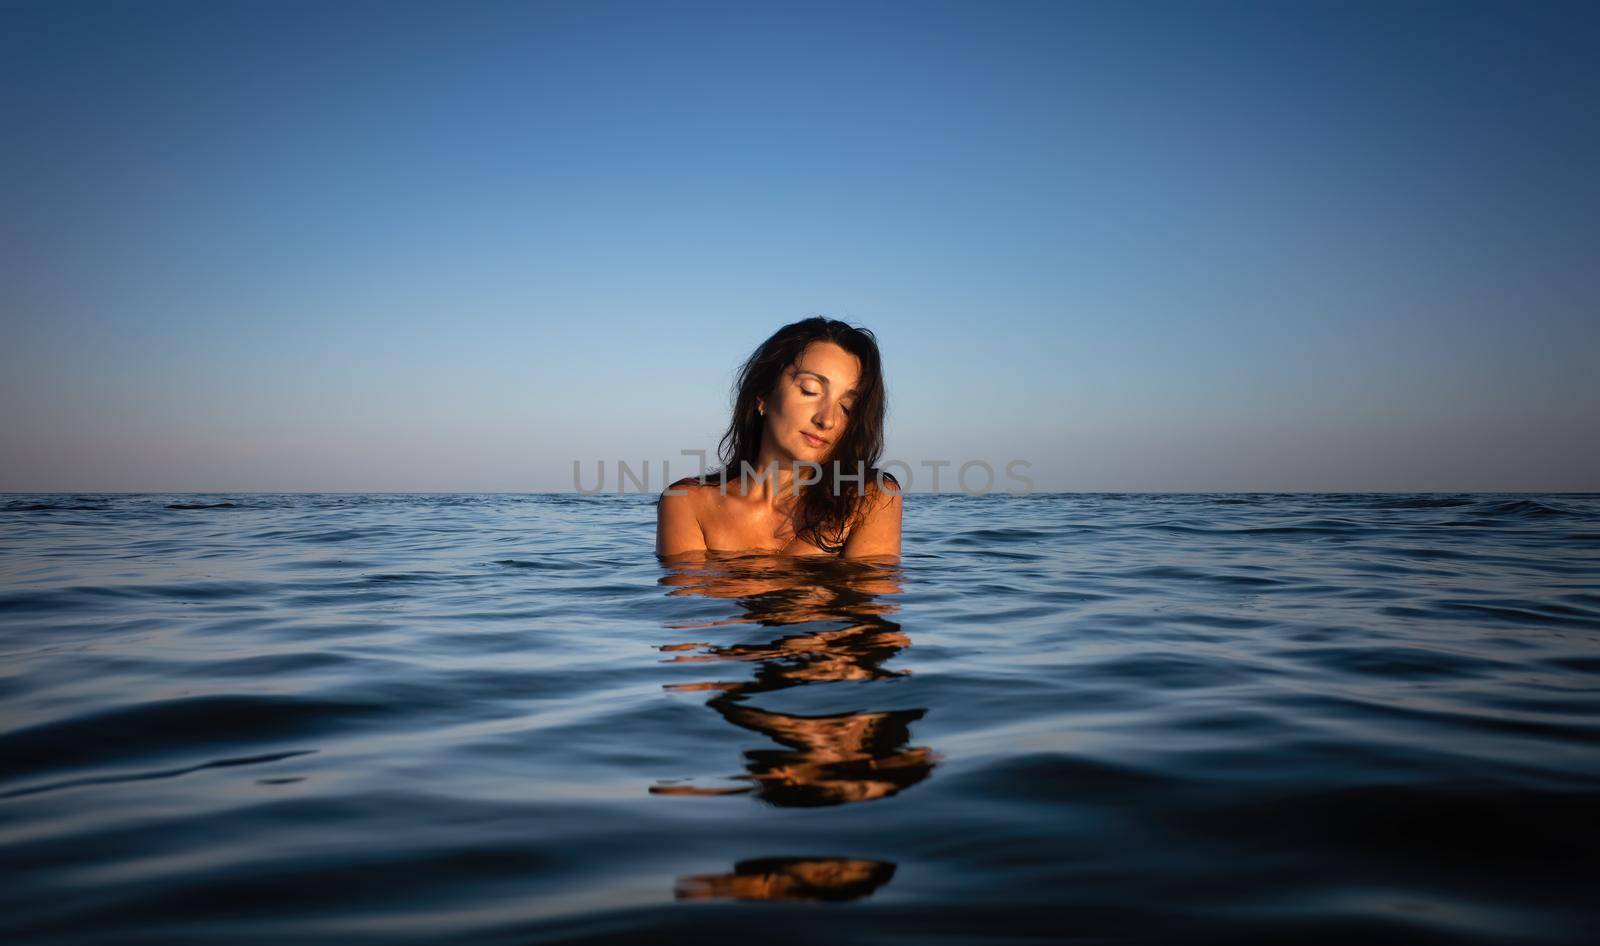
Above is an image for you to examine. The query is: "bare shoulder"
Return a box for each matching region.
[843,470,902,558]
[859,470,904,510]
[658,477,714,516]
[657,477,710,556]
[663,476,707,494]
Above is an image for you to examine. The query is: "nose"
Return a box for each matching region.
[813,401,839,431]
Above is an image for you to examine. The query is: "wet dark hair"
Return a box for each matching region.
[706,317,888,552]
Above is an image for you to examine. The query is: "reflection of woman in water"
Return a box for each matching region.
[657,317,901,558]
[654,554,936,807]
[676,857,896,903]
[654,537,930,902]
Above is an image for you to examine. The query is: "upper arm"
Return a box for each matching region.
[842,475,902,560]
[656,481,707,556]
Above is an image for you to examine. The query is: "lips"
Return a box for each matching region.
[800,431,829,449]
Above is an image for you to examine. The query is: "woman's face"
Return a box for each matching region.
[760,341,861,462]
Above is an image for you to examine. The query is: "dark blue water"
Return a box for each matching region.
[3,493,1597,944]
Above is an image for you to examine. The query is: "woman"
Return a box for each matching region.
[656,317,902,559]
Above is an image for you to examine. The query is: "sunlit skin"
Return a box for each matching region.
[656,340,902,559]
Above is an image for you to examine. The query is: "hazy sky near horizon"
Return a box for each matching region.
[3,0,1596,492]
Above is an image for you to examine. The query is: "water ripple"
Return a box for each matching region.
[0,492,1596,944]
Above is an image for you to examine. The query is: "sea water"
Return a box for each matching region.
[2,493,1597,944]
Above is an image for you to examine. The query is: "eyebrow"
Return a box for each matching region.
[796,369,858,396]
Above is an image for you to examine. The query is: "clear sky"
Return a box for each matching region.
[3,0,1596,492]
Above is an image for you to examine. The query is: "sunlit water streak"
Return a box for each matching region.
[1,493,1597,944]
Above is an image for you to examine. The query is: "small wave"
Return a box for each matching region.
[1,750,315,800]
[944,527,1060,545]
[1291,645,1508,680]
[1076,651,1263,689]
[1369,496,1476,509]
[165,502,239,510]
[1149,517,1366,537]
[273,557,382,572]
[1542,655,1600,674]
[358,572,453,585]
[1477,499,1579,519]
[3,500,112,511]
[298,528,378,544]
[1438,599,1600,629]
[0,584,143,614]
[1118,564,1288,588]
[933,751,1178,805]
[0,694,390,782]
[494,558,589,572]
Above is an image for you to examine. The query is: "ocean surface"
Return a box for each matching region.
[2,492,1597,944]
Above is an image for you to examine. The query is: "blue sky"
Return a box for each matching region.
[3,0,1596,491]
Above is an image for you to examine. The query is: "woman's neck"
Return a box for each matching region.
[742,442,802,507]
